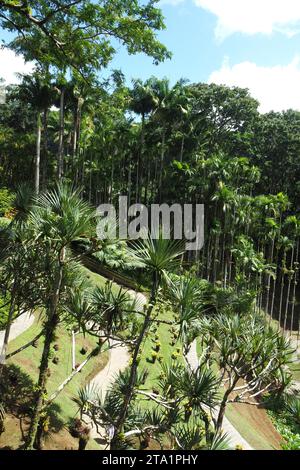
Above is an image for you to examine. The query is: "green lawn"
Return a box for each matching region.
[81,265,124,294]
[138,310,178,387]
[6,313,108,424]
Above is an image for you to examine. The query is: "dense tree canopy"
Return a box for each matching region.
[0,1,170,75]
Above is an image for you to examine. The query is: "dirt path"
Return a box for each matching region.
[88,339,130,443]
[0,312,34,362]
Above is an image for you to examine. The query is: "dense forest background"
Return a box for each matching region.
[1,74,300,335]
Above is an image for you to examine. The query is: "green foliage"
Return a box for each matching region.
[0,188,14,216]
[269,405,300,450]
[1,1,170,76]
[284,396,300,425]
[94,240,142,271]
[0,217,10,229]
[0,293,15,329]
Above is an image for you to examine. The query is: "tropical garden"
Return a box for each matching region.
[0,0,299,452]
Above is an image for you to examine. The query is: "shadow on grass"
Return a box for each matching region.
[0,364,65,447]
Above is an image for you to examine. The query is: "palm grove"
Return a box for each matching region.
[0,0,299,451]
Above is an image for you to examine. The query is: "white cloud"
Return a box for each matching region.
[0,47,34,85]
[208,57,300,113]
[194,0,300,39]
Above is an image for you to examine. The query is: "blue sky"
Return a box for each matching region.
[110,0,300,113]
[112,1,300,84]
[1,0,300,112]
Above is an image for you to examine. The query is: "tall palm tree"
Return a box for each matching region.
[18,73,54,194]
[129,79,157,202]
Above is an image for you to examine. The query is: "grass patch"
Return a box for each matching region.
[6,314,108,422]
[138,309,179,387]
[81,265,122,295]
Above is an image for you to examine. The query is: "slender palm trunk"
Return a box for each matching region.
[180,136,185,163]
[42,109,49,188]
[278,253,287,328]
[72,97,83,166]
[35,112,42,194]
[270,244,280,321]
[57,87,65,180]
[290,239,299,334]
[284,247,294,333]
[266,237,275,315]
[136,114,145,203]
[128,153,132,205]
[158,129,166,203]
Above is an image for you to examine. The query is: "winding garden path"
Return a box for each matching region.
[0,312,34,355]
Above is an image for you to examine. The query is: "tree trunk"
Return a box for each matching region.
[216,382,237,433]
[290,239,299,334]
[78,437,88,450]
[284,247,294,333]
[42,109,49,189]
[72,97,83,162]
[35,112,42,194]
[158,129,166,203]
[24,261,64,450]
[0,282,17,367]
[278,253,286,328]
[57,87,65,180]
[180,136,184,163]
[45,346,100,407]
[6,330,43,360]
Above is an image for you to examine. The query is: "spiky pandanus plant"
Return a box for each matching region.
[0,184,37,367]
[167,275,205,355]
[284,395,300,425]
[24,183,96,450]
[109,234,184,449]
[174,365,220,446]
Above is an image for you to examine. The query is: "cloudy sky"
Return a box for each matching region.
[1,0,300,113]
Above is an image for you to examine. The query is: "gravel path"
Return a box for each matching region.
[0,312,34,362]
[185,340,253,450]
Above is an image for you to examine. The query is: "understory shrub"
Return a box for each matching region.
[0,188,14,217]
[268,394,300,450]
[0,217,10,229]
